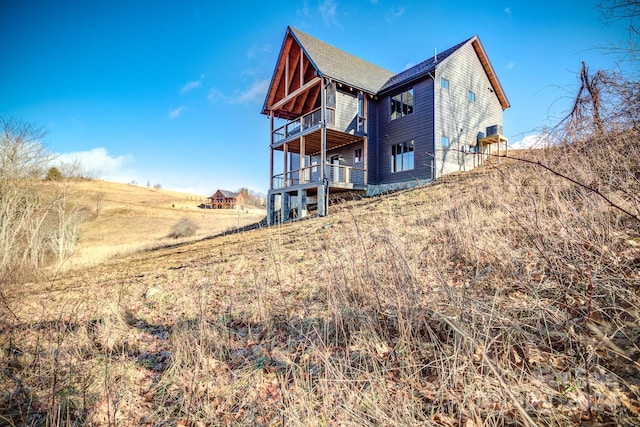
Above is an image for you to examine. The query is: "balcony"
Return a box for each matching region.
[272,107,336,147]
[271,163,366,191]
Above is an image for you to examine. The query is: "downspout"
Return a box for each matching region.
[427,70,436,180]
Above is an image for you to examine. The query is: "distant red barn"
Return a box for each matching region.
[209,189,245,209]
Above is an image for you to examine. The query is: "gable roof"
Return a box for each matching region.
[289,27,395,95]
[378,37,471,93]
[211,189,240,199]
[379,35,510,110]
[262,28,509,115]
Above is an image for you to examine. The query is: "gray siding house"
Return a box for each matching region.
[263,26,509,225]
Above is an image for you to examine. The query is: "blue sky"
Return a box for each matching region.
[0,1,632,195]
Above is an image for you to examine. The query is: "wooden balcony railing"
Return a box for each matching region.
[271,163,366,190]
[273,107,336,144]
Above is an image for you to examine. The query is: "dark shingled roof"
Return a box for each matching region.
[213,190,240,199]
[266,28,508,110]
[378,37,473,94]
[290,27,395,94]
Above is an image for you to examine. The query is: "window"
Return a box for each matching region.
[391,141,414,172]
[354,148,363,163]
[390,88,414,120]
[357,93,366,132]
[441,78,449,90]
[326,82,336,109]
[441,135,450,148]
[467,90,475,102]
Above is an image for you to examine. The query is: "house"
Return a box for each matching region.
[262,26,510,225]
[209,189,245,209]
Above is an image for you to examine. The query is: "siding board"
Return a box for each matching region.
[374,79,435,185]
[434,42,503,177]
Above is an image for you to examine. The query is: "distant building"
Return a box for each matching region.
[262,26,510,225]
[209,189,245,209]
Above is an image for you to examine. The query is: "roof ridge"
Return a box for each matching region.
[289,26,395,94]
[379,36,476,94]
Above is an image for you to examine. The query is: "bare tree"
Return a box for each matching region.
[0,117,84,284]
[599,0,639,62]
[0,117,52,181]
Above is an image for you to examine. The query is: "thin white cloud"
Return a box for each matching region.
[297,0,312,18]
[55,147,133,178]
[506,61,515,70]
[207,87,225,103]
[319,0,338,26]
[386,6,406,22]
[247,44,273,59]
[180,79,202,94]
[207,80,270,105]
[235,79,270,104]
[403,62,414,71]
[169,106,185,119]
[504,7,512,18]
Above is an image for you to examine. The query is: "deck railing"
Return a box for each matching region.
[271,163,366,190]
[273,107,336,144]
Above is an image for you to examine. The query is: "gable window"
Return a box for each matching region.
[441,78,449,90]
[354,148,363,163]
[357,93,366,132]
[390,88,414,120]
[441,135,450,148]
[467,90,475,102]
[391,141,414,172]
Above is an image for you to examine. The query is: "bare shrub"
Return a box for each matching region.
[0,117,86,284]
[167,217,199,239]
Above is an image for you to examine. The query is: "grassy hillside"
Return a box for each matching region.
[28,179,266,272]
[2,131,640,426]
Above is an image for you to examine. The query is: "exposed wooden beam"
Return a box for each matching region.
[292,71,319,115]
[285,55,289,96]
[269,76,321,112]
[287,45,301,94]
[299,49,304,88]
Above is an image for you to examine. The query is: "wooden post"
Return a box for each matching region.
[285,55,289,97]
[300,135,306,184]
[283,143,288,187]
[269,111,274,190]
[300,51,304,88]
[363,136,368,185]
[319,78,328,217]
[320,79,326,182]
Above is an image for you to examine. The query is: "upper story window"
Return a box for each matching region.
[326,82,337,109]
[357,92,366,132]
[467,90,476,102]
[390,88,414,121]
[441,78,449,90]
[441,135,450,148]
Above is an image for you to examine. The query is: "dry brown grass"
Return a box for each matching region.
[24,179,266,272]
[2,130,640,426]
